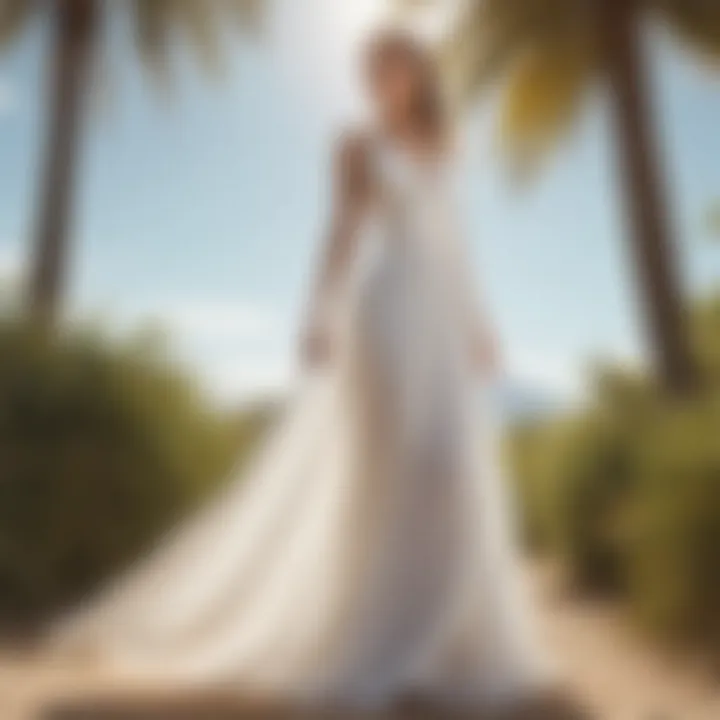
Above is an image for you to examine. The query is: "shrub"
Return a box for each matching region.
[0,321,268,621]
[509,409,634,592]
[505,422,554,552]
[622,399,720,655]
[508,296,720,659]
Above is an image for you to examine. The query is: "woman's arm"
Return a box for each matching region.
[301,134,371,368]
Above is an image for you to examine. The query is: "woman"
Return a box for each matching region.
[58,29,551,714]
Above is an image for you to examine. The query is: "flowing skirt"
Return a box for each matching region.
[54,256,545,710]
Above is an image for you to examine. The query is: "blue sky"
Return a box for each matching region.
[1,0,719,403]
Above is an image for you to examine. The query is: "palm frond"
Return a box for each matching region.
[0,0,35,47]
[220,0,264,32]
[656,0,720,61]
[499,36,597,171]
[175,0,225,77]
[442,0,595,107]
[132,0,260,84]
[132,0,175,81]
[441,0,503,106]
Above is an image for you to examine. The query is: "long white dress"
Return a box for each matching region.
[57,136,545,710]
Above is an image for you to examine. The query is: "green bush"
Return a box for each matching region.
[508,296,720,658]
[509,409,634,592]
[548,413,633,592]
[0,321,268,621]
[623,399,720,654]
[504,422,553,552]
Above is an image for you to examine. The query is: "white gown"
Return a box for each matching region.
[57,137,545,710]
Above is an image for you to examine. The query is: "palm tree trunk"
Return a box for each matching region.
[601,0,697,395]
[29,0,97,325]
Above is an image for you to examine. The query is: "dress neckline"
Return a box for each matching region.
[372,130,451,175]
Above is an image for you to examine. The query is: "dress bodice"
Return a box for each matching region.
[356,135,471,314]
[369,136,457,238]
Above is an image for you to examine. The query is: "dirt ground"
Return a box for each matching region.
[1,566,718,719]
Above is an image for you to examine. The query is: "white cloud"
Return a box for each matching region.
[506,332,646,405]
[147,300,277,340]
[507,348,586,401]
[77,297,290,404]
[208,354,294,405]
[96,298,279,345]
[0,78,17,117]
[0,244,24,282]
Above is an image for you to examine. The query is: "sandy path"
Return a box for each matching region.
[1,566,718,719]
[533,567,720,719]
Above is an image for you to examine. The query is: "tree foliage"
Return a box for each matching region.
[509,296,720,657]
[0,318,271,622]
[0,0,262,71]
[443,0,720,166]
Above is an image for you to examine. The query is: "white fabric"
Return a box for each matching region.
[55,137,546,711]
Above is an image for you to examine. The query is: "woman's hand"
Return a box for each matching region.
[300,323,333,370]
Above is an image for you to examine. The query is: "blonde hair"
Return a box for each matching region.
[365,29,447,144]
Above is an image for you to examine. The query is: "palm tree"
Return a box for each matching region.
[0,0,261,325]
[438,0,720,395]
